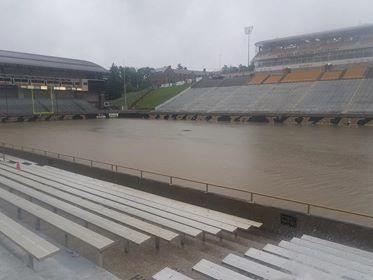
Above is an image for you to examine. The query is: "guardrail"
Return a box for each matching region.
[1,141,372,227]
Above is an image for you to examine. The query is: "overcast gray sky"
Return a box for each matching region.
[0,0,372,71]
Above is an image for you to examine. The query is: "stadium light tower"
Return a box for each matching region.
[244,26,254,67]
[122,62,127,110]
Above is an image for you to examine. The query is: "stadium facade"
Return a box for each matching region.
[253,24,373,72]
[155,24,373,126]
[0,50,107,120]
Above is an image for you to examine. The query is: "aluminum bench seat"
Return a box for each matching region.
[279,240,373,275]
[302,234,373,260]
[24,165,222,236]
[245,248,340,279]
[153,267,194,280]
[193,259,254,280]
[0,167,172,246]
[0,187,114,266]
[0,174,152,246]
[290,238,373,267]
[0,211,59,269]
[264,244,373,280]
[223,253,292,279]
[42,165,261,229]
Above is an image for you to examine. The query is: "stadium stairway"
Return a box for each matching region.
[153,234,373,279]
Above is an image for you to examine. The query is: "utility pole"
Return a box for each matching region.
[244,26,254,68]
[123,64,127,110]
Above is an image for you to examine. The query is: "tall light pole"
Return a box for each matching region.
[122,63,127,110]
[244,26,254,68]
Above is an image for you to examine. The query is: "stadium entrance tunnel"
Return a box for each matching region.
[330,117,342,126]
[217,115,231,122]
[248,115,269,123]
[308,117,323,125]
[294,117,303,124]
[274,116,288,124]
[357,118,372,126]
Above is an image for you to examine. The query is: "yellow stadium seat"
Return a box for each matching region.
[320,71,343,81]
[248,73,269,85]
[342,65,368,79]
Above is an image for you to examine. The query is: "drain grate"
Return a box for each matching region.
[128,274,146,280]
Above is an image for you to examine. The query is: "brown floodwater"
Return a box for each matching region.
[0,119,372,216]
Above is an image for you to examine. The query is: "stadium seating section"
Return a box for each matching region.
[0,94,98,116]
[263,75,284,84]
[281,68,323,83]
[342,65,368,79]
[248,73,269,85]
[320,71,343,81]
[157,79,373,115]
[245,65,371,86]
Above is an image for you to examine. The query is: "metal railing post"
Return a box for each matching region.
[169,176,173,185]
[205,183,209,193]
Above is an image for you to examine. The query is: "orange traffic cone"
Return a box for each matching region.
[16,162,21,171]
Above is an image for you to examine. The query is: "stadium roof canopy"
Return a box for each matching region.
[256,24,373,46]
[0,50,108,73]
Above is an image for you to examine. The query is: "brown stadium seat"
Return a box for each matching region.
[320,71,343,81]
[281,68,323,83]
[263,75,284,84]
[248,73,269,85]
[342,65,368,79]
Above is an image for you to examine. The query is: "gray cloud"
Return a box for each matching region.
[0,0,372,70]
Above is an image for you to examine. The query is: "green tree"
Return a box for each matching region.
[105,64,123,100]
[105,64,155,100]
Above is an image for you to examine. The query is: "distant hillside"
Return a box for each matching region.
[133,85,189,110]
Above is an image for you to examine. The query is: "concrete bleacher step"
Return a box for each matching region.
[245,248,340,279]
[193,259,254,280]
[223,253,292,279]
[264,244,373,280]
[301,234,373,260]
[152,267,194,280]
[0,239,121,280]
[279,240,373,275]
[290,237,373,267]
[0,241,45,280]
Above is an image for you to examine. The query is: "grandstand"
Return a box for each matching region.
[254,24,373,72]
[155,25,373,126]
[0,50,107,119]
[0,152,371,279]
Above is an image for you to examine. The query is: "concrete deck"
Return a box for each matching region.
[0,234,121,280]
